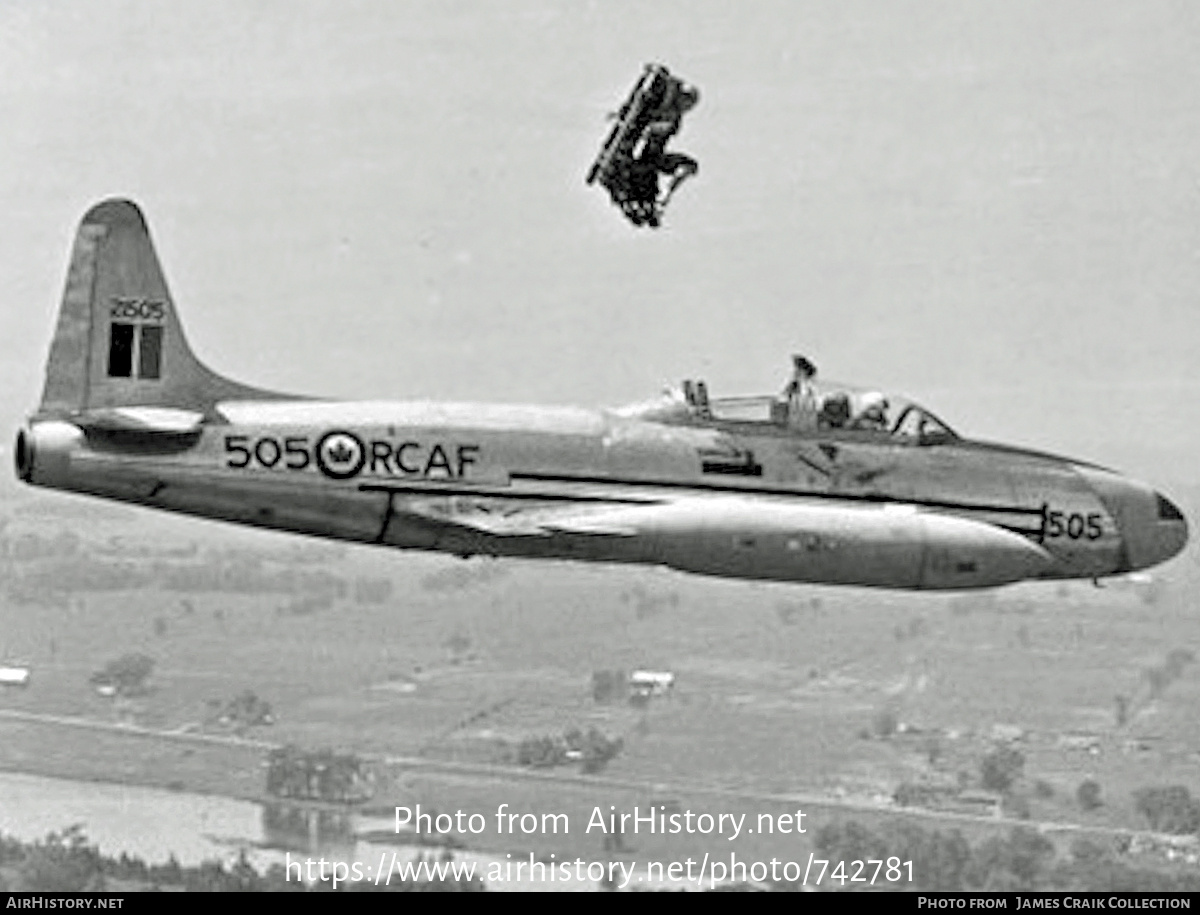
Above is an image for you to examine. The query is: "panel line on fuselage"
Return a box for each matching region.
[358,482,661,505]
[375,492,396,544]
[994,523,1047,541]
[508,471,1046,517]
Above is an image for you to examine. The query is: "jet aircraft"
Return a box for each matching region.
[14,200,1188,590]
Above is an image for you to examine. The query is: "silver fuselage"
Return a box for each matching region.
[15,398,1187,590]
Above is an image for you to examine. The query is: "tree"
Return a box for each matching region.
[872,707,899,739]
[591,669,623,704]
[963,829,1054,890]
[1077,779,1103,811]
[90,653,154,695]
[981,746,1025,793]
[817,821,890,864]
[1070,837,1109,864]
[891,823,970,891]
[16,826,104,892]
[517,736,564,768]
[1133,786,1200,834]
[580,728,623,774]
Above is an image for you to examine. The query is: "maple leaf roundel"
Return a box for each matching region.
[315,430,367,480]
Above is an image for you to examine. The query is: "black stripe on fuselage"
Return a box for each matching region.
[358,482,659,504]
[509,471,1045,517]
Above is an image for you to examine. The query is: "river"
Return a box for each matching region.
[0,770,605,891]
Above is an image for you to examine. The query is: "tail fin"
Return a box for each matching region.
[36,199,293,420]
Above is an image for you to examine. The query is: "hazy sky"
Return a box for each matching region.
[1,1,1197,494]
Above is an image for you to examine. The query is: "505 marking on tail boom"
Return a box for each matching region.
[14,200,1188,590]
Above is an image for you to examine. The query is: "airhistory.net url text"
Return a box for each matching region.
[284,850,913,890]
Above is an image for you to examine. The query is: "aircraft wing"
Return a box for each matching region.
[389,494,648,539]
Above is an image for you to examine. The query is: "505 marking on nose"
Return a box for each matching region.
[1041,507,1104,541]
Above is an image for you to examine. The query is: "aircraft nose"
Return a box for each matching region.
[1152,491,1189,563]
[1075,466,1189,573]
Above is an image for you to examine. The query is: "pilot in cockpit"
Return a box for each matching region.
[817,391,851,429]
[850,391,890,431]
[779,355,818,430]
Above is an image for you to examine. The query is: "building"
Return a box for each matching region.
[629,670,675,697]
[0,666,30,687]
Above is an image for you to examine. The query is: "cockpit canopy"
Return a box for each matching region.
[614,379,958,445]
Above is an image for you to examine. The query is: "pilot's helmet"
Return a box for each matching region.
[819,392,851,426]
[860,391,888,412]
[791,354,817,378]
[678,83,700,110]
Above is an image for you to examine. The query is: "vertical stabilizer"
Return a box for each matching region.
[37,199,294,419]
